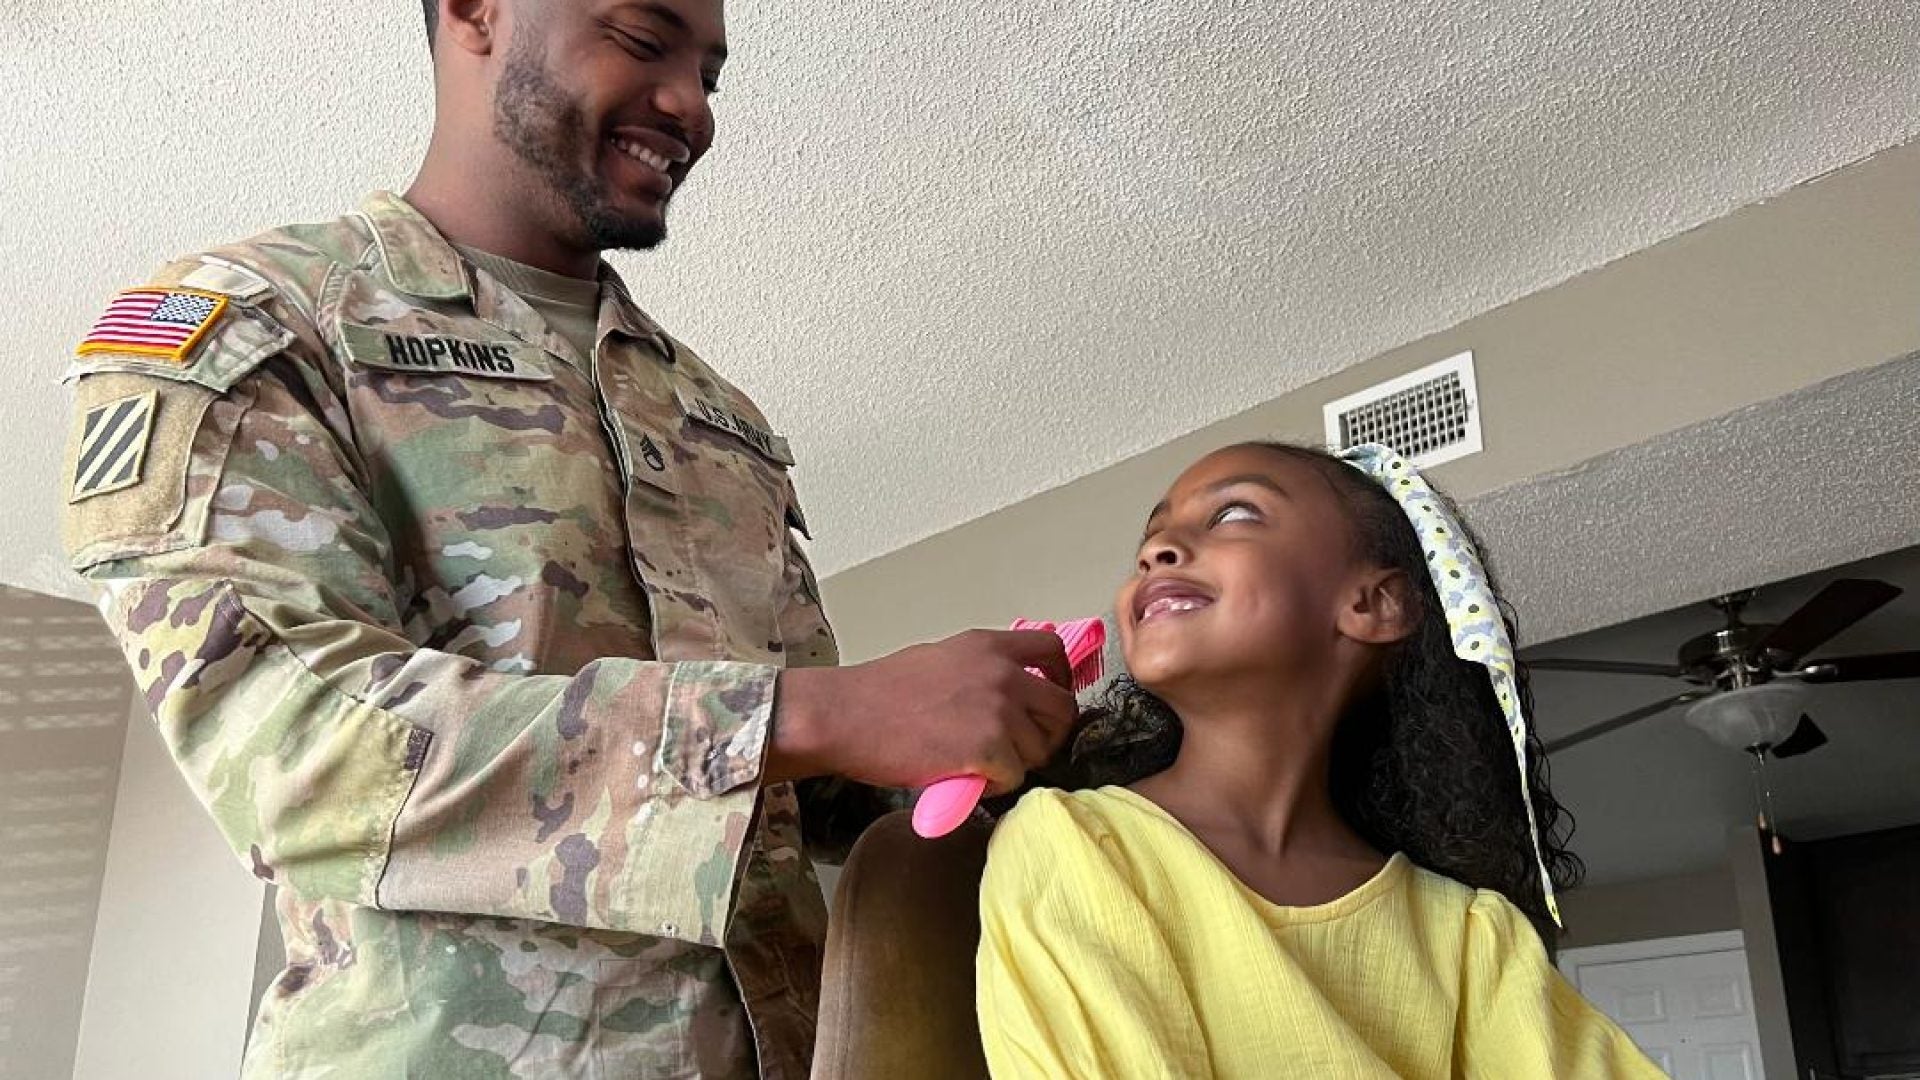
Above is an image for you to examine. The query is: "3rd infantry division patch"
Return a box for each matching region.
[70,390,157,502]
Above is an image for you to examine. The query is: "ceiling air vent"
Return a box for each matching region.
[1322,351,1482,468]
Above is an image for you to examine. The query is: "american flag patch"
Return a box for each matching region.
[77,287,228,363]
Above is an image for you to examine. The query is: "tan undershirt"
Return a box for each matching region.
[457,244,602,364]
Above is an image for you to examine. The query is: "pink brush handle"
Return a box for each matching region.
[912,775,990,839]
[911,617,1105,838]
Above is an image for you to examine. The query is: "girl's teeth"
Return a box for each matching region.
[1143,597,1209,621]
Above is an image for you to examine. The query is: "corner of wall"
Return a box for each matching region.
[1728,825,1800,1079]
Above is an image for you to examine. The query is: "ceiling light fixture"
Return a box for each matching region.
[1683,683,1809,751]
[1686,683,1812,855]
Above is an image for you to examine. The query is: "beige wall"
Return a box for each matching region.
[1558,867,1741,951]
[820,138,1920,661]
[72,703,266,1080]
[248,887,284,1030]
[1728,826,1799,1080]
[0,587,128,1080]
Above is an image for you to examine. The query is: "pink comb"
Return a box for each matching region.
[911,617,1107,838]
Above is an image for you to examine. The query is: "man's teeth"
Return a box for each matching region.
[612,138,671,174]
[1143,597,1210,621]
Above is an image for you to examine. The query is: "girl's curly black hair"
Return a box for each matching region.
[1047,442,1583,951]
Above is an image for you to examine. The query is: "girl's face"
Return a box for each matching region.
[1117,446,1378,703]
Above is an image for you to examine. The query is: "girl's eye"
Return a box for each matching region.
[1211,502,1260,526]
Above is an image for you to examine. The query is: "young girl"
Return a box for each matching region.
[975,442,1663,1078]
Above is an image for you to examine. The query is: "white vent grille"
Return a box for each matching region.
[1323,351,1482,468]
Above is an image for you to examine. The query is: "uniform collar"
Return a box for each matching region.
[355,190,674,363]
[355,191,470,300]
[596,272,673,358]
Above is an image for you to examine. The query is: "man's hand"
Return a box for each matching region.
[768,629,1076,795]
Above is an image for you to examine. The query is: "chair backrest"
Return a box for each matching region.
[811,810,994,1080]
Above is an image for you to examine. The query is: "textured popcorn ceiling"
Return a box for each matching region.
[1489,354,1920,884]
[4,1,1920,598]
[1472,354,1920,652]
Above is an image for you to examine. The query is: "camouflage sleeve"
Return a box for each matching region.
[774,502,908,863]
[772,497,837,675]
[63,283,774,947]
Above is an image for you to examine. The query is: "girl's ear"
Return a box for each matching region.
[1339,568,1420,646]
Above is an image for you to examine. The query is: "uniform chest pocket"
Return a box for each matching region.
[672,389,795,541]
[612,390,794,661]
[333,319,634,650]
[334,318,603,490]
[335,319,577,454]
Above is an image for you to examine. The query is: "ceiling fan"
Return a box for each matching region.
[1537,579,1920,757]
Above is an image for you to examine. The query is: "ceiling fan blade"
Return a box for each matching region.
[1798,650,1920,684]
[1544,691,1707,755]
[1529,658,1685,678]
[1758,579,1902,667]
[1769,715,1829,758]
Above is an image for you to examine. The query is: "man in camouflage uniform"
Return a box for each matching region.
[58,0,1077,1075]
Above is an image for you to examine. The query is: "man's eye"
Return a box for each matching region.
[614,30,663,58]
[1212,502,1259,526]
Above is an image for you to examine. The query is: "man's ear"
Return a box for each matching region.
[440,0,500,56]
[1339,568,1420,646]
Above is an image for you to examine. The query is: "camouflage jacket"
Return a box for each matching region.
[60,192,839,1078]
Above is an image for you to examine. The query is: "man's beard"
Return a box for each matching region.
[493,37,668,252]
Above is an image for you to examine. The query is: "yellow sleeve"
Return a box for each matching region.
[1456,892,1669,1078]
[974,792,1206,1080]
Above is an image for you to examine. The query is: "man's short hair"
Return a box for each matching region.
[421,0,438,48]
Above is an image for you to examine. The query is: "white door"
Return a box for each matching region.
[1559,931,1765,1080]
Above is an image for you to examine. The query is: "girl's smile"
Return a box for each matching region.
[1133,574,1216,624]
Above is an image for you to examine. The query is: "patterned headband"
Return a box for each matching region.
[1335,444,1559,926]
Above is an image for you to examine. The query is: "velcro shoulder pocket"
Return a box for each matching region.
[62,371,256,571]
[62,262,301,569]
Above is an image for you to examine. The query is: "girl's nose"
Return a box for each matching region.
[1137,532,1190,573]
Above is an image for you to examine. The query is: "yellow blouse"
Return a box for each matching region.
[976,788,1664,1079]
